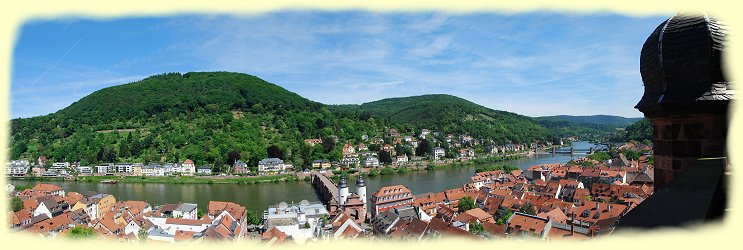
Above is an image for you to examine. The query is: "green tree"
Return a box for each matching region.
[246,211,262,225]
[66,227,96,240]
[321,137,335,154]
[469,222,485,234]
[586,152,611,162]
[495,211,513,225]
[10,197,23,212]
[520,202,536,215]
[226,149,241,166]
[457,196,476,213]
[378,151,392,164]
[266,145,283,159]
[416,139,431,156]
[137,228,148,242]
[621,148,641,161]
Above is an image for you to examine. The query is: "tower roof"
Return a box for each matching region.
[636,12,732,114]
[339,176,348,188]
[356,175,366,187]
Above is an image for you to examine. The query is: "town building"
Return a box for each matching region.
[432,147,445,160]
[132,163,143,176]
[340,157,360,168]
[71,193,116,220]
[261,200,329,244]
[76,166,93,175]
[30,184,66,197]
[181,159,196,176]
[5,160,30,176]
[312,160,331,169]
[326,211,365,239]
[304,138,322,146]
[342,143,356,156]
[394,155,408,166]
[172,203,198,219]
[115,163,134,173]
[95,164,113,174]
[233,160,250,174]
[258,158,285,173]
[419,129,431,139]
[363,157,380,168]
[196,166,212,175]
[506,212,552,239]
[370,185,414,217]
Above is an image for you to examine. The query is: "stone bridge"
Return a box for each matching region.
[311,172,339,210]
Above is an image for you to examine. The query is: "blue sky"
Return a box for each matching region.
[11,11,668,119]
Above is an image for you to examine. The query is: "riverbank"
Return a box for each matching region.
[325,153,527,182]
[425,154,525,170]
[9,174,303,185]
[8,149,559,186]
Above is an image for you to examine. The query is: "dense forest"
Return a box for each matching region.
[9,72,639,171]
[331,94,551,145]
[611,118,653,142]
[536,115,641,127]
[534,115,642,142]
[11,72,388,171]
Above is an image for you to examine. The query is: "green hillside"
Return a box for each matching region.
[610,118,653,142]
[10,72,576,169]
[332,94,550,144]
[534,115,642,142]
[10,72,387,169]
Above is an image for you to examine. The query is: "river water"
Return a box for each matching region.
[9,142,597,212]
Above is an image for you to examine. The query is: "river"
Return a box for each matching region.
[8,141,598,212]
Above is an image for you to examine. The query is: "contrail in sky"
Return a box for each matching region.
[28,30,91,89]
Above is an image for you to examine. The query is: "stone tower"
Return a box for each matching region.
[356,175,367,205]
[338,176,349,206]
[635,12,731,187]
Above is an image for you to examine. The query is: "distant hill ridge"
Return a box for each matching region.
[535,115,642,127]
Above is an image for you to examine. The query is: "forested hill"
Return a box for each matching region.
[9,72,552,169]
[533,115,643,142]
[11,72,361,169]
[331,94,551,145]
[54,71,324,126]
[611,118,653,142]
[535,115,642,127]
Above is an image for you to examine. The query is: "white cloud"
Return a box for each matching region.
[408,35,453,58]
[12,12,663,118]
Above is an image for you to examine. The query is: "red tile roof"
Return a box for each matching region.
[32,184,63,192]
[208,201,246,220]
[262,227,288,242]
[508,213,550,235]
[372,185,412,198]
